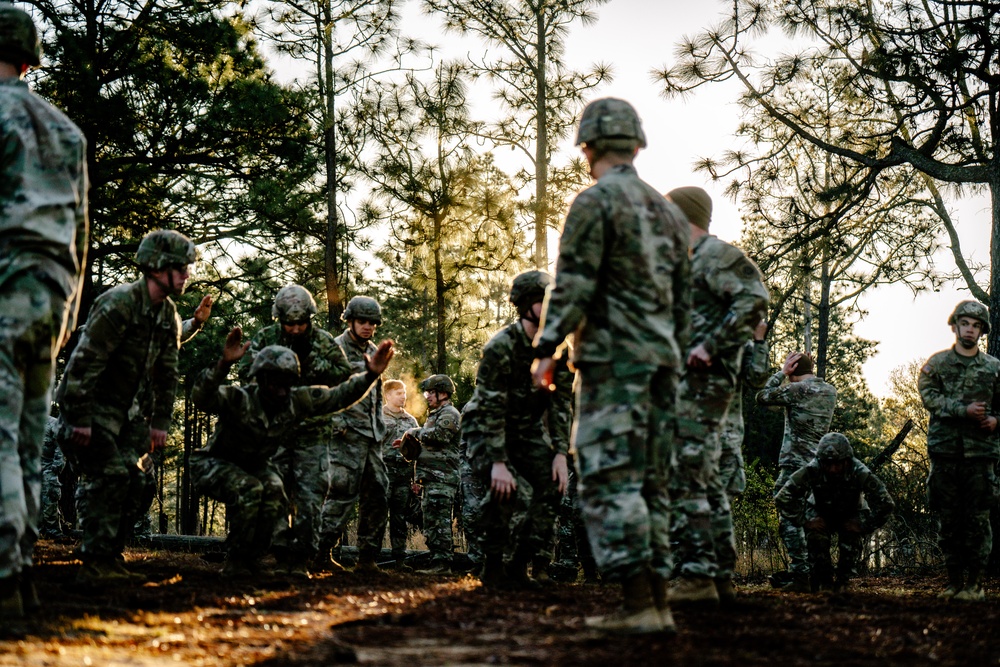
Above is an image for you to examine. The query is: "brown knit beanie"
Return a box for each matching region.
[667,186,712,231]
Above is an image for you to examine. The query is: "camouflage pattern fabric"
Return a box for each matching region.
[553,453,595,575]
[412,402,461,564]
[459,453,485,564]
[771,469,808,573]
[0,76,88,580]
[718,339,770,496]
[39,417,65,538]
[318,329,388,563]
[671,234,768,580]
[926,458,998,576]
[535,163,690,583]
[383,405,418,558]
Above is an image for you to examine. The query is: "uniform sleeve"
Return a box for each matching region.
[756,371,792,406]
[860,469,895,532]
[179,318,202,345]
[918,359,968,418]
[535,190,607,358]
[548,360,574,455]
[149,312,181,431]
[418,408,461,451]
[191,363,233,413]
[673,220,692,356]
[311,334,353,386]
[473,339,513,463]
[295,370,379,417]
[700,250,767,357]
[743,340,771,389]
[773,466,810,526]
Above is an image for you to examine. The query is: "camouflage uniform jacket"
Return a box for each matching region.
[733,339,770,417]
[775,457,894,532]
[463,321,573,467]
[534,164,691,370]
[412,402,461,485]
[238,323,352,431]
[57,279,181,434]
[382,405,418,476]
[0,77,88,331]
[689,234,769,375]
[191,362,379,470]
[919,347,1000,460]
[757,373,837,469]
[333,328,384,441]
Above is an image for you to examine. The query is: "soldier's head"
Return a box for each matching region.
[342,295,382,342]
[575,98,645,174]
[384,378,407,410]
[247,345,300,407]
[509,270,552,325]
[0,3,41,73]
[420,374,455,409]
[788,352,814,380]
[272,285,317,339]
[136,229,197,298]
[666,186,713,234]
[816,432,853,476]
[948,300,989,352]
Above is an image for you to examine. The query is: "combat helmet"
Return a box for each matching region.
[272,285,317,323]
[575,97,647,148]
[136,230,197,270]
[816,433,853,462]
[247,345,300,380]
[420,374,455,396]
[0,3,41,67]
[948,300,990,334]
[509,270,552,312]
[342,296,382,325]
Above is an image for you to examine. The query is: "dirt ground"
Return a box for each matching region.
[2,540,999,666]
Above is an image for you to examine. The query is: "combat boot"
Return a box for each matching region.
[954,566,986,602]
[581,558,601,584]
[780,572,811,593]
[650,571,678,634]
[77,559,131,586]
[668,575,720,606]
[221,558,255,579]
[111,557,148,583]
[19,568,40,614]
[355,554,383,574]
[531,557,555,587]
[505,553,541,590]
[586,570,665,635]
[938,564,964,599]
[715,575,737,604]
[0,576,23,620]
[479,554,509,590]
[394,556,414,573]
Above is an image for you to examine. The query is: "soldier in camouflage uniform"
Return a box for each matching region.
[919,300,1000,601]
[463,271,573,589]
[756,351,837,591]
[57,229,195,585]
[532,98,690,635]
[191,329,394,577]
[664,186,769,606]
[39,416,65,539]
[237,285,352,576]
[775,433,894,592]
[400,374,461,574]
[718,322,770,499]
[381,379,419,569]
[319,296,390,572]
[0,3,89,617]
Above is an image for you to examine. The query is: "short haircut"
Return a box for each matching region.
[383,379,405,393]
[791,353,814,377]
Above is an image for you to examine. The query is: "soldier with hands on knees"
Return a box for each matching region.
[191,328,394,577]
[774,433,894,593]
[381,379,419,570]
[0,2,89,617]
[919,300,1000,601]
[531,98,691,635]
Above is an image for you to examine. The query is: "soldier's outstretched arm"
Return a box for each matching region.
[300,341,395,417]
[191,327,250,411]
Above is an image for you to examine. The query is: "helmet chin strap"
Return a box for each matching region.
[520,303,541,325]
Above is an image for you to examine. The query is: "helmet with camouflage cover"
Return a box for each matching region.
[509,270,552,312]
[272,284,317,323]
[342,295,382,325]
[575,97,647,148]
[420,374,455,396]
[136,230,197,270]
[0,3,41,67]
[247,345,300,380]
[817,433,853,462]
[948,300,990,334]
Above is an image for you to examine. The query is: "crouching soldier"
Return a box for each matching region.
[774,433,894,592]
[190,327,394,577]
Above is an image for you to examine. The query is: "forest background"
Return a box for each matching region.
[23,0,1000,576]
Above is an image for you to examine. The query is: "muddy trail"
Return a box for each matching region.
[2,540,999,666]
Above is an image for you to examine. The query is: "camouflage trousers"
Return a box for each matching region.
[928,457,999,573]
[320,430,389,561]
[271,426,334,561]
[0,273,68,578]
[671,367,737,579]
[718,417,747,496]
[574,363,675,582]
[420,477,458,564]
[71,420,148,560]
[40,431,67,537]
[803,511,864,587]
[386,463,419,558]
[554,454,595,568]
[191,453,286,560]
[773,469,809,574]
[460,458,486,564]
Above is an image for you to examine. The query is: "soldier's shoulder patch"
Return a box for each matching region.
[921,363,932,375]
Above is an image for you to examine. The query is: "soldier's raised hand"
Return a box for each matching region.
[687,343,712,369]
[219,326,251,367]
[193,294,214,326]
[364,340,395,375]
[782,352,804,377]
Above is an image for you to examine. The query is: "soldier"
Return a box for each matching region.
[39,416,65,539]
[531,98,690,635]
[57,229,195,585]
[238,285,352,576]
[319,296,390,573]
[381,379,419,570]
[463,270,573,589]
[756,351,837,592]
[775,433,894,593]
[665,186,769,606]
[191,329,394,577]
[919,300,1000,601]
[399,375,462,574]
[0,2,89,617]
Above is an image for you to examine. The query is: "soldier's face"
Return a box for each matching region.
[821,460,847,476]
[387,387,406,409]
[424,390,442,409]
[953,317,985,349]
[350,318,377,341]
[259,373,293,408]
[281,320,309,339]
